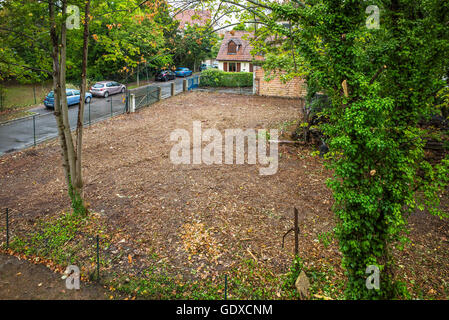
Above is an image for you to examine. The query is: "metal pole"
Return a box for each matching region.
[96,235,100,281]
[88,100,91,126]
[294,207,299,257]
[110,97,113,117]
[33,86,36,104]
[6,208,9,249]
[33,115,36,146]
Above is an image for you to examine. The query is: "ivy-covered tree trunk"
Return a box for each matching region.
[255,0,449,299]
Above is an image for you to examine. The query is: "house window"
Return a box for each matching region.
[229,62,237,72]
[228,41,237,54]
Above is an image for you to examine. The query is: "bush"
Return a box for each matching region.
[200,69,253,87]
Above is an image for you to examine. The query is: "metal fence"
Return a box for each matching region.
[0,206,232,299]
[0,76,200,156]
[0,208,107,282]
[187,75,200,91]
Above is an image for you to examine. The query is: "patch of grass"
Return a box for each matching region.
[280,256,345,300]
[317,230,335,249]
[7,210,107,281]
[110,263,223,300]
[0,82,53,110]
[9,212,81,265]
[281,256,304,299]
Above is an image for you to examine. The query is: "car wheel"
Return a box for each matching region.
[104,91,109,98]
[121,87,125,93]
[85,96,91,103]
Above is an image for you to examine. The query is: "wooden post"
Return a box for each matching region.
[183,79,187,92]
[157,87,161,101]
[171,82,175,96]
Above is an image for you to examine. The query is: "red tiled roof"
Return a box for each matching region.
[216,31,256,62]
[174,9,211,29]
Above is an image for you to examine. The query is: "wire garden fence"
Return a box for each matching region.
[0,206,235,300]
[0,207,106,282]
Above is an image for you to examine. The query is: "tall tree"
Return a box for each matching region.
[196,0,449,298]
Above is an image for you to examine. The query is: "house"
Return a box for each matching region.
[215,30,306,99]
[216,31,257,73]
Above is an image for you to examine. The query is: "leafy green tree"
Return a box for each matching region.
[198,0,449,298]
[170,24,219,71]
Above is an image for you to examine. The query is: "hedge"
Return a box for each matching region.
[200,69,253,87]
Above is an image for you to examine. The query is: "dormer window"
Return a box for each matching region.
[228,40,238,54]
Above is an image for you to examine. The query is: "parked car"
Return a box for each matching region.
[175,67,193,77]
[200,64,211,71]
[155,70,176,82]
[90,81,126,98]
[212,62,219,69]
[44,89,92,109]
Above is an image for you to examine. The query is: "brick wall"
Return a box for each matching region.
[254,68,307,99]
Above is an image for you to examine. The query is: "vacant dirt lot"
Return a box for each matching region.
[0,91,448,299]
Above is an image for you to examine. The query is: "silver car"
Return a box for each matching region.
[90,81,126,98]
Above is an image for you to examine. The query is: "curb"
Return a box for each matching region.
[0,112,38,126]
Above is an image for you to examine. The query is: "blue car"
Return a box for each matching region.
[44,89,92,109]
[175,67,193,77]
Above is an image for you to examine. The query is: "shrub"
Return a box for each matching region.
[200,69,253,87]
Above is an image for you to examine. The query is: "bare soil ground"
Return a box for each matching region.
[0,254,110,299]
[0,91,448,299]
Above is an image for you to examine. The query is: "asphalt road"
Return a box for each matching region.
[0,76,194,155]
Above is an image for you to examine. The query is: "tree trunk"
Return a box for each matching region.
[49,0,87,216]
[49,0,70,188]
[59,2,77,188]
[74,0,91,195]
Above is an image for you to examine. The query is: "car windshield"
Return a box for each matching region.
[176,68,185,71]
[47,91,54,98]
[93,83,104,88]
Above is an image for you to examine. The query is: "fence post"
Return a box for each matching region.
[33,115,36,146]
[88,100,91,126]
[146,86,149,106]
[33,86,37,105]
[171,82,175,96]
[130,94,135,113]
[110,97,113,118]
[157,87,161,101]
[183,79,187,92]
[5,208,9,249]
[294,207,299,257]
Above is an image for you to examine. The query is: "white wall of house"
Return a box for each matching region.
[218,61,252,72]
